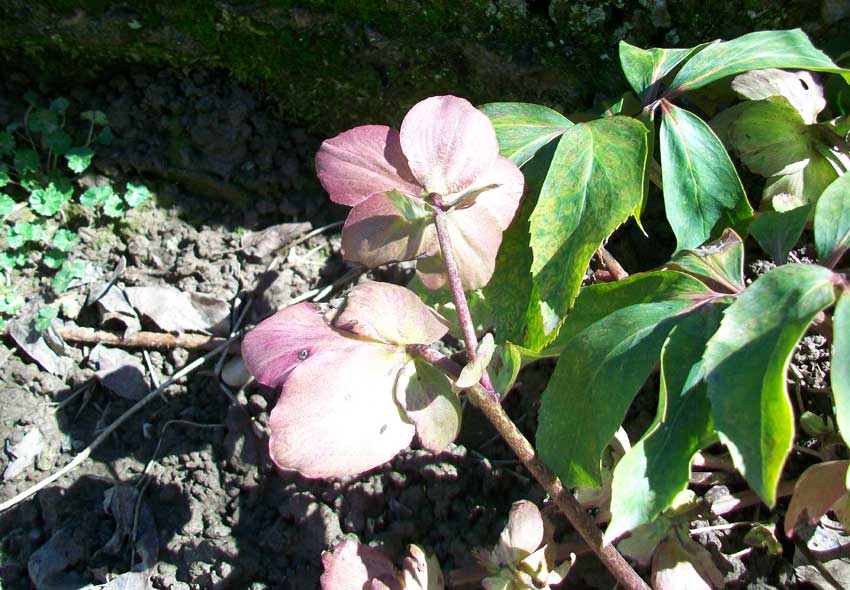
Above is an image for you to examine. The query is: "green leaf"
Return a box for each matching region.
[64,146,94,174]
[6,222,34,248]
[42,249,67,269]
[52,229,79,253]
[750,205,812,264]
[80,185,114,208]
[0,131,15,156]
[49,97,70,114]
[703,264,838,505]
[530,116,648,327]
[41,129,72,154]
[834,292,850,449]
[724,98,813,178]
[0,193,14,217]
[0,250,26,269]
[384,189,433,220]
[490,341,559,396]
[814,173,850,266]
[102,192,126,218]
[483,144,552,349]
[0,289,24,315]
[479,102,573,167]
[618,40,708,98]
[596,92,641,117]
[35,306,59,331]
[665,229,745,293]
[606,304,723,541]
[668,29,850,95]
[0,164,10,188]
[717,97,840,207]
[537,270,713,487]
[660,102,752,250]
[81,110,108,126]
[456,333,495,388]
[96,127,113,145]
[124,182,151,207]
[28,109,59,133]
[14,149,40,173]
[29,182,72,216]
[51,260,86,293]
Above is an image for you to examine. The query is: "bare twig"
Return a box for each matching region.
[21,325,236,352]
[0,334,239,513]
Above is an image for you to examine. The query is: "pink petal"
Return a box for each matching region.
[460,156,524,230]
[333,282,448,345]
[784,460,850,537]
[500,500,545,559]
[321,541,402,590]
[316,125,422,206]
[242,303,359,389]
[395,359,461,454]
[268,344,415,479]
[415,206,503,291]
[399,96,499,196]
[341,192,438,268]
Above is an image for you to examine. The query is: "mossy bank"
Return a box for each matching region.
[1,1,845,134]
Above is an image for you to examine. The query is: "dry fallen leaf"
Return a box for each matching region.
[241,221,312,258]
[125,285,230,335]
[9,302,73,378]
[89,344,150,401]
[3,428,44,480]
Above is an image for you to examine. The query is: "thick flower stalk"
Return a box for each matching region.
[242,282,460,479]
[315,95,524,291]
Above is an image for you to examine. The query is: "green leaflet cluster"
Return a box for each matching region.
[477,28,850,545]
[0,95,152,329]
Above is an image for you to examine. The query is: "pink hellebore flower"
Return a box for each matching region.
[316,95,524,291]
[320,541,444,590]
[242,282,461,479]
[476,501,573,590]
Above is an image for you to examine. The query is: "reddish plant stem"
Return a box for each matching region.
[428,195,648,589]
[408,344,650,590]
[430,197,496,397]
[597,246,629,281]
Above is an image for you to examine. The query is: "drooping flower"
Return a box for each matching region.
[320,541,444,590]
[242,281,461,479]
[315,95,524,291]
[476,500,573,590]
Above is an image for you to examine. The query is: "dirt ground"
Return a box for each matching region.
[0,68,842,590]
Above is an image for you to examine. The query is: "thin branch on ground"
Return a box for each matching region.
[10,325,237,352]
[131,419,224,566]
[0,334,239,513]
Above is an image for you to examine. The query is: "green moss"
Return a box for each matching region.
[0,1,839,134]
